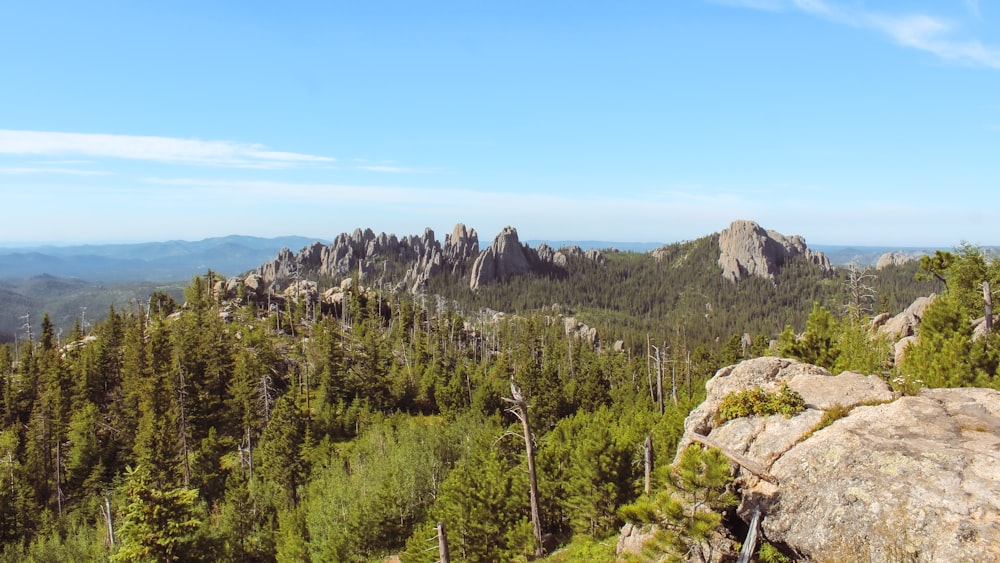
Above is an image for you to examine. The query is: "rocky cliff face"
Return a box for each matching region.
[251,223,608,296]
[718,220,832,283]
[647,356,1000,562]
[255,223,480,293]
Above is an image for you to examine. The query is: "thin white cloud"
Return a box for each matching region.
[31,159,96,165]
[356,164,440,174]
[711,0,1000,69]
[141,177,447,204]
[0,166,111,176]
[791,0,839,19]
[0,130,335,169]
[867,13,1000,68]
[965,0,981,19]
[707,0,782,11]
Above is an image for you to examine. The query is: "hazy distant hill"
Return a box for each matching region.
[810,245,938,266]
[0,235,322,343]
[812,244,999,266]
[0,275,188,344]
[0,235,322,282]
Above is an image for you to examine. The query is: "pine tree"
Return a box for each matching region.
[112,465,202,563]
[619,444,737,562]
[257,394,307,509]
[132,322,183,489]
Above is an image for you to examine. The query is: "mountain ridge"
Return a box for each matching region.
[0,235,321,281]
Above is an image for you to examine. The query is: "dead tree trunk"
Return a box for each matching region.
[504,381,544,557]
[685,350,692,402]
[670,361,677,406]
[177,366,191,487]
[646,335,655,403]
[736,507,762,563]
[101,495,114,547]
[650,343,665,415]
[688,433,778,484]
[437,521,451,563]
[644,434,654,496]
[984,281,993,336]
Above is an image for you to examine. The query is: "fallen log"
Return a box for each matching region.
[689,433,779,485]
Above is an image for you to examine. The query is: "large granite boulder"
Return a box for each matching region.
[878,294,936,340]
[876,251,915,270]
[758,387,1000,561]
[661,357,1000,562]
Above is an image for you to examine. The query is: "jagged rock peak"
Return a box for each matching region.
[467,227,608,291]
[718,219,831,283]
[443,223,479,264]
[469,226,535,291]
[255,223,481,293]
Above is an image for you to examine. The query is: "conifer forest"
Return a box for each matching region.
[3,235,996,563]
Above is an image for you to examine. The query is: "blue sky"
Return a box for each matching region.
[1,0,998,247]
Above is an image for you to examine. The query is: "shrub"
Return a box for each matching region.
[758,541,792,563]
[715,384,806,423]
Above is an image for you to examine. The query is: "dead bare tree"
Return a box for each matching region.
[436,521,451,563]
[100,494,114,547]
[649,342,667,414]
[983,281,993,336]
[644,435,654,496]
[176,365,191,487]
[844,260,877,322]
[502,380,544,557]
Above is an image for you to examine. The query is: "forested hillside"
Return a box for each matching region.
[0,230,951,562]
[0,277,186,345]
[429,233,938,351]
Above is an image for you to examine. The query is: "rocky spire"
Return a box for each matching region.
[469,226,536,291]
[254,223,481,293]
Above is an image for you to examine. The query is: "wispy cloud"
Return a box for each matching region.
[712,0,1000,69]
[0,130,335,169]
[356,164,440,174]
[0,166,111,176]
[707,0,782,11]
[141,177,446,204]
[868,13,1000,68]
[965,0,981,19]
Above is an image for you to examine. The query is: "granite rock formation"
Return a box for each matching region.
[876,251,915,270]
[468,226,534,291]
[718,220,832,283]
[254,223,480,293]
[467,227,605,291]
[636,356,1000,562]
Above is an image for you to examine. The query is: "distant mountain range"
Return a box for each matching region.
[0,235,323,282]
[0,234,974,286]
[0,227,955,344]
